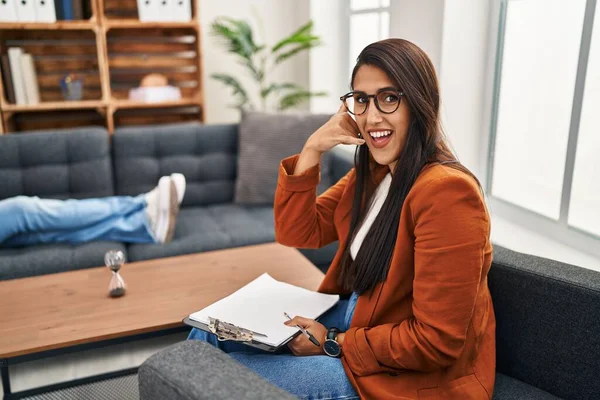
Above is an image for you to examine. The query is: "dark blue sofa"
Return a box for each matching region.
[139,245,600,400]
[0,123,352,280]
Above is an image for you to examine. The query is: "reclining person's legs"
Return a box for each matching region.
[0,174,186,245]
[2,196,154,245]
[0,195,147,243]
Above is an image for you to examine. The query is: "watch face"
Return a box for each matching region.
[324,339,341,357]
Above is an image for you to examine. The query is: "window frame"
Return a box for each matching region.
[483,0,600,258]
[345,0,391,76]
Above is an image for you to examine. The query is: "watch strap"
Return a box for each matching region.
[327,327,340,341]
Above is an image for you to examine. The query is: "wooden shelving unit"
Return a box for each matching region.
[0,0,204,134]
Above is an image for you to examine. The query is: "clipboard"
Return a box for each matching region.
[183,273,339,352]
[183,316,302,352]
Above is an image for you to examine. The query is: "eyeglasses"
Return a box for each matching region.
[340,88,404,115]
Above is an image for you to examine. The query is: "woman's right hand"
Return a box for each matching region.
[304,104,366,154]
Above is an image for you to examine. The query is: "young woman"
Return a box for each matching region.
[189,38,495,400]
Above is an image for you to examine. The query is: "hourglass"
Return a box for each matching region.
[105,250,127,297]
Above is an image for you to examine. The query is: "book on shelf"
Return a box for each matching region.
[137,0,192,22]
[1,55,16,104]
[4,48,40,105]
[0,0,92,23]
[21,53,40,104]
[0,0,19,22]
[55,0,86,21]
[15,0,37,23]
[35,0,57,23]
[7,48,27,105]
[0,0,57,23]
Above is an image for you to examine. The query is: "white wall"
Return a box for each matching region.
[309,0,348,114]
[199,0,310,124]
[389,0,445,72]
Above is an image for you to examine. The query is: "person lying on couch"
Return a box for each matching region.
[188,38,495,400]
[0,174,186,246]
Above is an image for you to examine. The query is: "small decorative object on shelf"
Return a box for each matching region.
[60,73,83,101]
[128,73,182,103]
[105,250,127,298]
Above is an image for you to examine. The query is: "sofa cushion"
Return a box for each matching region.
[493,374,560,399]
[234,110,333,205]
[0,241,126,280]
[489,245,600,400]
[0,127,113,201]
[126,204,275,262]
[113,123,238,208]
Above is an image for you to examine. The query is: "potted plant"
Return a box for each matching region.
[210,17,327,111]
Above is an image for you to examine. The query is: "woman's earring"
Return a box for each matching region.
[357,132,362,137]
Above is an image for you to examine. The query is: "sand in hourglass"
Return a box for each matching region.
[105,250,127,297]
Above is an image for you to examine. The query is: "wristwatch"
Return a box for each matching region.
[323,327,342,357]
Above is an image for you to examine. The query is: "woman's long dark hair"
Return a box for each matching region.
[337,39,482,295]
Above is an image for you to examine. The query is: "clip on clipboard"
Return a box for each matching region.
[208,316,267,342]
[183,273,340,352]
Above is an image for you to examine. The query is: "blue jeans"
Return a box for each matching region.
[188,292,360,400]
[0,195,156,246]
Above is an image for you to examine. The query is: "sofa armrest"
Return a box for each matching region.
[139,341,297,400]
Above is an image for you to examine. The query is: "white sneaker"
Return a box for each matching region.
[145,176,170,238]
[159,178,180,243]
[146,176,180,243]
[170,173,186,205]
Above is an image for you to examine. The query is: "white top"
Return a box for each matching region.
[350,173,393,260]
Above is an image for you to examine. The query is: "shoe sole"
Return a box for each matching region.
[155,177,171,243]
[164,180,180,243]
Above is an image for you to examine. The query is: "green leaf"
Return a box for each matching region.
[274,41,321,65]
[211,17,262,61]
[278,90,327,111]
[241,59,264,81]
[211,73,249,108]
[261,82,303,98]
[272,21,316,52]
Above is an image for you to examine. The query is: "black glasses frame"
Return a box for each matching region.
[339,88,404,115]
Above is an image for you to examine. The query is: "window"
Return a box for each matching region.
[348,0,390,76]
[569,0,600,237]
[488,0,600,253]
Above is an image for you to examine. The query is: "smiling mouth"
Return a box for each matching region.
[368,130,393,148]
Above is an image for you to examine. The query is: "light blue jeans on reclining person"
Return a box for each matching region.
[0,195,156,246]
[188,292,360,400]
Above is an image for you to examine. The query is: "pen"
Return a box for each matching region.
[283,312,321,347]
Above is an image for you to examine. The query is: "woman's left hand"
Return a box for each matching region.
[284,316,327,356]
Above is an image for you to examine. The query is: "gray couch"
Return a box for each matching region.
[0,123,350,280]
[139,245,600,400]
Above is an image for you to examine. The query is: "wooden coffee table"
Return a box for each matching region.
[0,243,325,399]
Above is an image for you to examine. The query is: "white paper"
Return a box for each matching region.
[189,273,339,347]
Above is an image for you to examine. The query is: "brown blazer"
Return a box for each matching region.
[274,154,495,400]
